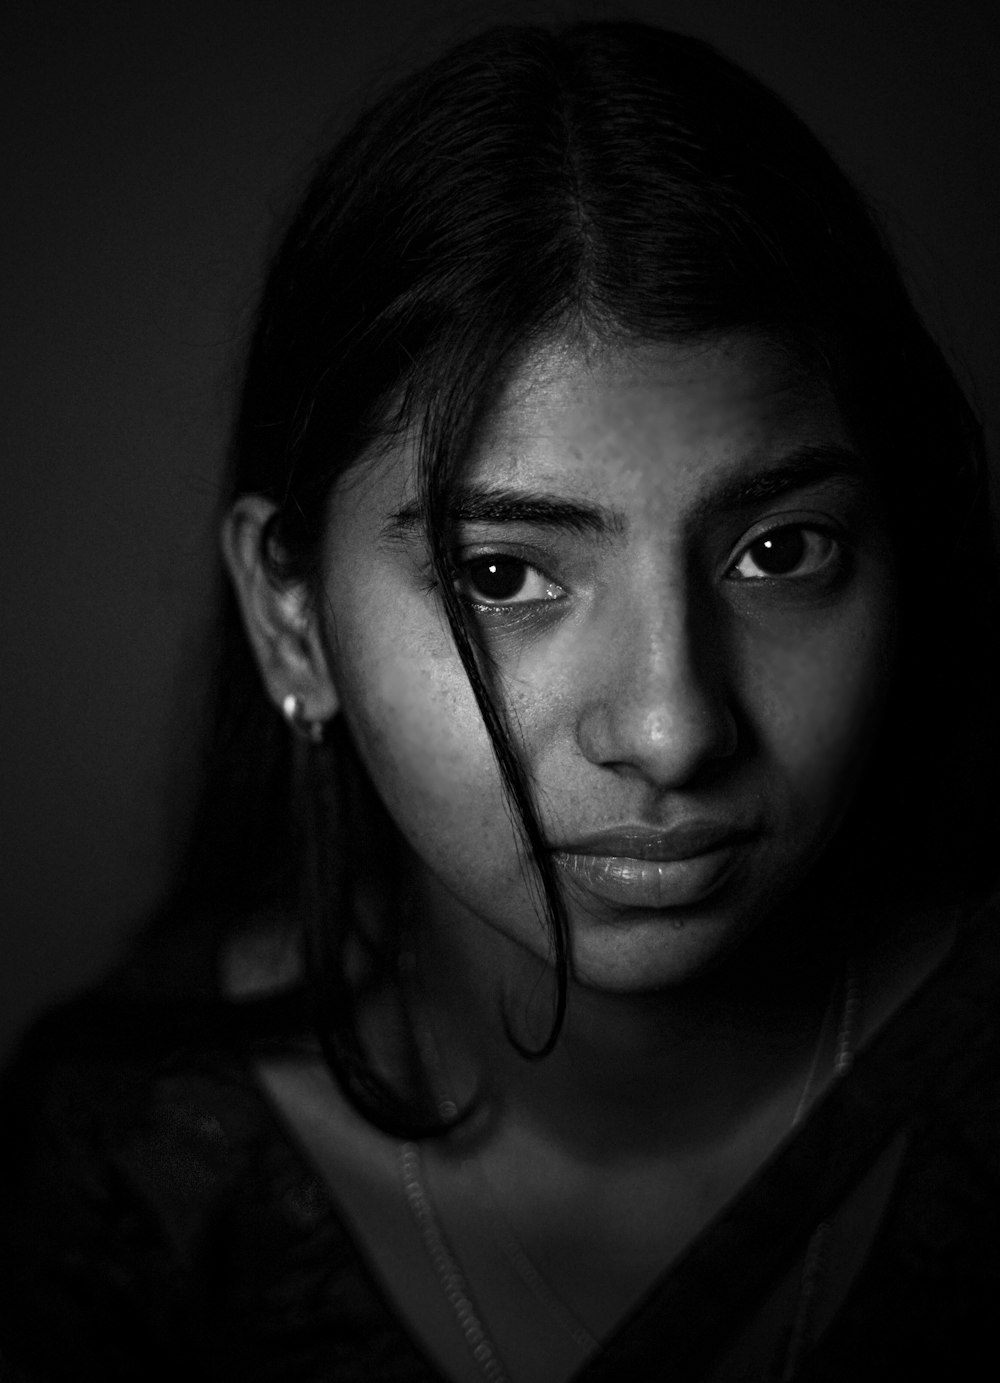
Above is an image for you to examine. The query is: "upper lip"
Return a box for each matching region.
[551,821,757,863]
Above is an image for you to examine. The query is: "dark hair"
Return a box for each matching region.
[162,21,997,1130]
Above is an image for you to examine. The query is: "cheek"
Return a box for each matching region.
[746,589,895,813]
[329,582,520,877]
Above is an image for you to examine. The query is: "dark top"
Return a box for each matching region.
[1,899,999,1383]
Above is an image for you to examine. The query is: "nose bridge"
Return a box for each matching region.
[578,559,736,784]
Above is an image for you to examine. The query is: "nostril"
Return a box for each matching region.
[572,583,739,786]
[575,665,738,786]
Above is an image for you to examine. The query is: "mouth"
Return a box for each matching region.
[550,822,757,910]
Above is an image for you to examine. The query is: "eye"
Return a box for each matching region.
[730,525,839,581]
[454,554,564,608]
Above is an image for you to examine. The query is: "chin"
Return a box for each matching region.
[567,904,760,995]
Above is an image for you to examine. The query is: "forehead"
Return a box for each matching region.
[473,335,845,488]
[332,333,853,534]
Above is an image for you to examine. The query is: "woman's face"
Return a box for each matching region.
[319,336,895,991]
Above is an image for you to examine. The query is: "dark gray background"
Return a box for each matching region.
[2,0,997,1057]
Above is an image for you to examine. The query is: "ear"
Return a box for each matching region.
[220,496,339,723]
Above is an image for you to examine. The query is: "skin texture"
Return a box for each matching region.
[313,335,896,996]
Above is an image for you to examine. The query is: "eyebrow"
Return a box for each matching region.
[381,444,867,542]
[382,490,623,540]
[687,444,868,527]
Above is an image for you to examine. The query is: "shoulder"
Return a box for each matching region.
[0,978,438,1381]
[0,969,349,1378]
[862,891,1000,1225]
[0,991,264,1377]
[802,894,1000,1378]
[886,899,1000,1289]
[0,911,313,1222]
[4,994,267,1206]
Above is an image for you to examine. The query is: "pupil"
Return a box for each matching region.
[752,529,805,575]
[468,557,525,600]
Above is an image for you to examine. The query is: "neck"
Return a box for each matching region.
[405,886,843,1161]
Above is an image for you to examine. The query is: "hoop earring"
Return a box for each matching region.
[281,693,326,745]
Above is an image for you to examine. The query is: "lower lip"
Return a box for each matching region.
[552,846,745,910]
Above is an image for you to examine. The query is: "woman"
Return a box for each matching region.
[2,19,998,1382]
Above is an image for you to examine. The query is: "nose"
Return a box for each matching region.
[575,579,738,788]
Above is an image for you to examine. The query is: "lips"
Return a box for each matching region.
[555,822,755,863]
[551,821,757,910]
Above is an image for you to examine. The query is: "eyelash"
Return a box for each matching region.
[444,521,845,615]
[450,553,565,612]
[726,522,843,583]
